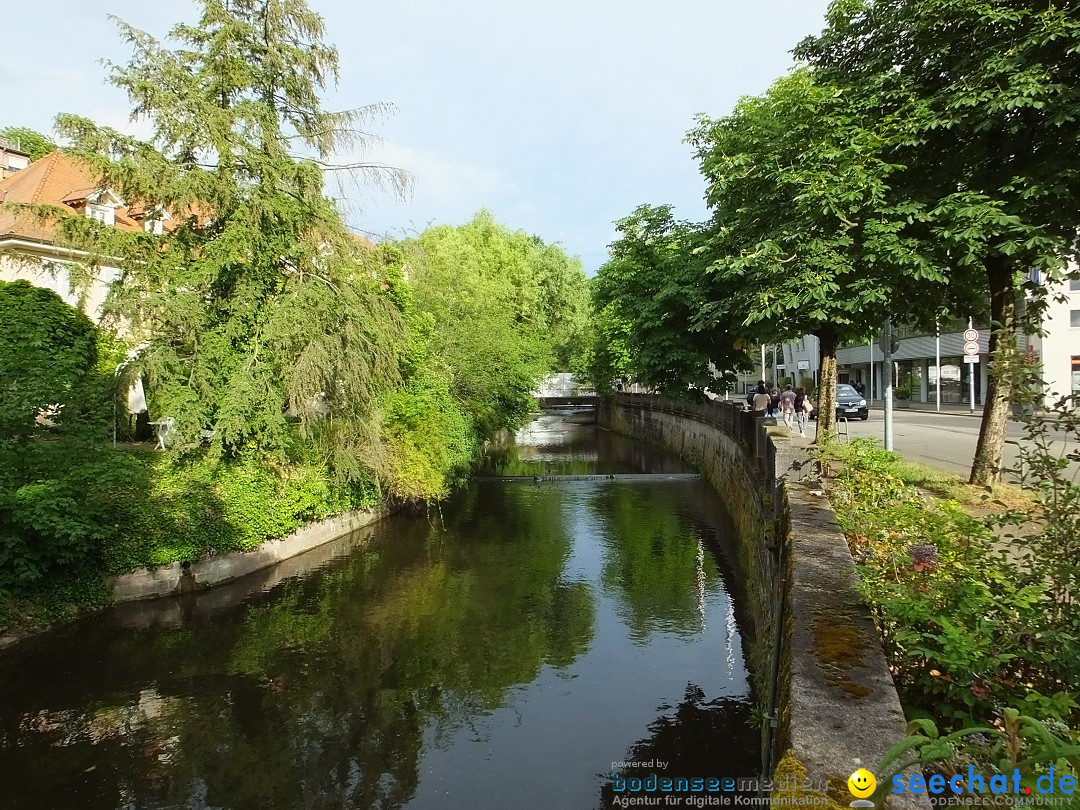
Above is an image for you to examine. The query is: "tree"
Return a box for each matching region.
[0,280,98,444]
[592,204,749,397]
[688,70,954,437]
[0,280,144,587]
[51,0,409,482]
[797,0,1080,482]
[0,126,57,161]
[402,211,586,435]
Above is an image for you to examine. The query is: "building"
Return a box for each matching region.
[0,150,169,321]
[835,318,991,406]
[0,139,31,180]
[773,287,1079,410]
[1029,275,1080,405]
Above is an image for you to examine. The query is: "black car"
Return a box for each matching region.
[811,383,869,421]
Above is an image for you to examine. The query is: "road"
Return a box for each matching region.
[830,409,1071,480]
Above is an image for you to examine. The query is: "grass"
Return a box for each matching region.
[889,457,1035,512]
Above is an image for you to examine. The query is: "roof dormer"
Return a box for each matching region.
[61,187,125,227]
[128,204,172,236]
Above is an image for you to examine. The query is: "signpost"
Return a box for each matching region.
[935,318,941,412]
[966,319,977,413]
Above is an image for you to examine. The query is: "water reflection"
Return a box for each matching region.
[0,415,755,809]
[599,685,757,809]
[483,411,695,477]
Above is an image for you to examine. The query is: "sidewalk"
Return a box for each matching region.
[869,400,983,418]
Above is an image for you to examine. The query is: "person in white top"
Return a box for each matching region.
[751,383,771,415]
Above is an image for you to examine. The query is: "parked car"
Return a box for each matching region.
[810,383,869,421]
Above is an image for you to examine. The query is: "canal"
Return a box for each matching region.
[0,411,757,809]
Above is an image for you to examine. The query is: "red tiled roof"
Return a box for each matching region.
[1,152,376,248]
[0,151,145,243]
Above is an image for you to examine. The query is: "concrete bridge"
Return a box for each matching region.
[534,395,598,408]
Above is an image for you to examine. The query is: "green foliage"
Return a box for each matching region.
[0,282,140,589]
[380,372,478,501]
[873,712,1078,808]
[991,391,1080,690]
[0,280,98,442]
[689,70,950,341]
[0,126,57,161]
[1,442,147,589]
[688,69,963,431]
[52,0,408,479]
[591,204,749,396]
[821,439,1077,727]
[797,0,1080,482]
[105,451,378,573]
[403,211,583,435]
[574,299,633,391]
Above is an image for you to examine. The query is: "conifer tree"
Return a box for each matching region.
[55,0,409,479]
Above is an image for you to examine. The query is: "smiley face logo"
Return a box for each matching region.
[848,768,876,799]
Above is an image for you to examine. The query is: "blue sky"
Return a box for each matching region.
[4,0,834,273]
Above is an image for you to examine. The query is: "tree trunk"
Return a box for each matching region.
[969,256,1017,486]
[815,329,838,440]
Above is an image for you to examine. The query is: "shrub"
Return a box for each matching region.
[103,451,380,573]
[381,372,479,500]
[820,439,1077,727]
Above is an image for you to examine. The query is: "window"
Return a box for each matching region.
[85,204,115,226]
[1070,278,1080,292]
[1073,357,1080,394]
[1072,310,1080,328]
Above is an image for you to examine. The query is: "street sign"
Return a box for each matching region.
[963,328,979,342]
[964,355,979,363]
[963,341,979,356]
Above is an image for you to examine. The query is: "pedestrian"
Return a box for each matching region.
[752,382,771,416]
[779,384,796,430]
[746,380,765,408]
[794,387,812,435]
[769,387,780,417]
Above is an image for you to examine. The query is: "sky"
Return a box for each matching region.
[3,0,835,273]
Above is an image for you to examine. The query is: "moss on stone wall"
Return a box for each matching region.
[810,609,874,700]
[772,751,850,810]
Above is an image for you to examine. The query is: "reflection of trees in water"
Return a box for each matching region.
[590,484,730,642]
[0,484,596,810]
[598,684,757,809]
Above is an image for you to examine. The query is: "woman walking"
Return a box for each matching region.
[794,387,812,436]
[751,383,771,416]
[779,384,796,430]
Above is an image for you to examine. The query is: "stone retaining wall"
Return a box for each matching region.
[598,394,914,793]
[106,505,395,602]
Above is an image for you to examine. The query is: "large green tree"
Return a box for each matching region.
[688,69,955,436]
[52,0,409,482]
[402,211,587,435]
[592,204,749,397]
[797,0,1080,481]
